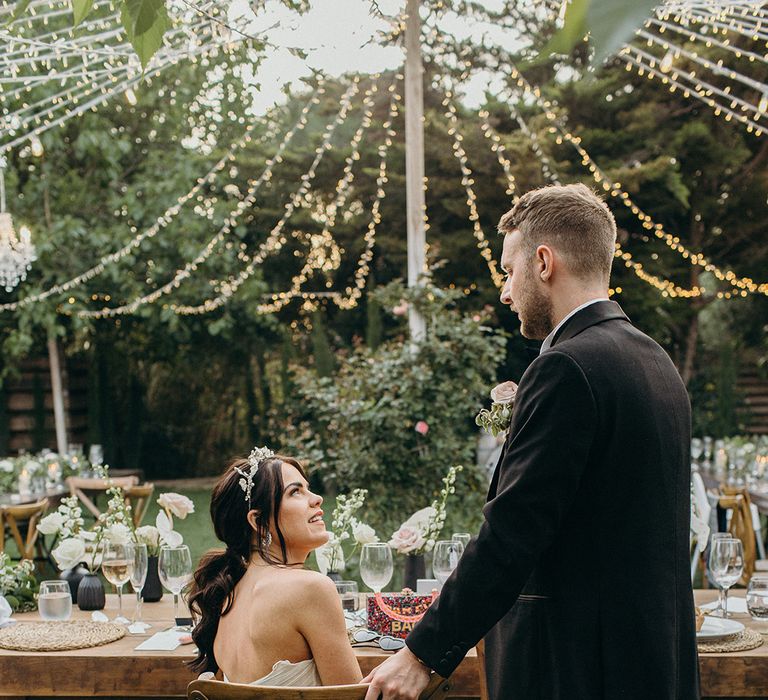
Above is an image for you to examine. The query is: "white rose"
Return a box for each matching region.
[24,459,42,474]
[352,521,377,545]
[388,526,425,554]
[105,523,132,545]
[52,537,86,571]
[157,492,195,519]
[135,525,160,549]
[0,460,14,473]
[37,512,65,535]
[490,381,518,405]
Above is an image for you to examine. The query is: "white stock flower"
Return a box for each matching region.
[490,381,518,405]
[37,512,65,535]
[105,523,132,545]
[352,520,377,545]
[52,538,86,571]
[156,511,183,547]
[135,525,160,549]
[157,492,195,519]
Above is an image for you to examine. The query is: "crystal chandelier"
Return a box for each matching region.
[0,157,36,293]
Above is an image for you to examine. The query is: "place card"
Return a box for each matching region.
[134,629,189,651]
[701,598,748,614]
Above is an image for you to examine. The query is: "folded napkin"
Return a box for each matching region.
[700,598,748,614]
[134,629,189,651]
[0,595,14,628]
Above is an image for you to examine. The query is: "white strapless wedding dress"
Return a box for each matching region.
[199,658,321,686]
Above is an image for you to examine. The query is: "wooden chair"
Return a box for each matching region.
[187,673,451,700]
[66,476,139,520]
[0,498,49,560]
[124,483,155,527]
[476,639,489,700]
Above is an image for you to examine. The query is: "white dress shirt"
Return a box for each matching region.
[539,298,609,354]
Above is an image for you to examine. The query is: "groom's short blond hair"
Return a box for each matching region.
[498,183,617,284]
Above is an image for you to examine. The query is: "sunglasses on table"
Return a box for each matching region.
[350,629,406,651]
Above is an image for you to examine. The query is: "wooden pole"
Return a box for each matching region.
[404,0,426,343]
[47,334,67,455]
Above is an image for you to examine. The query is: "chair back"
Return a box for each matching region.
[720,485,757,584]
[124,483,155,528]
[0,498,49,559]
[187,674,450,700]
[475,639,489,700]
[66,476,139,519]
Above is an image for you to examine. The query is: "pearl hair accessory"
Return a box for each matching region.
[234,446,275,502]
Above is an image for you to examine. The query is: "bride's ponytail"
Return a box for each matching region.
[186,454,305,674]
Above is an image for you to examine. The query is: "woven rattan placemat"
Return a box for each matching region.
[0,621,125,651]
[698,627,764,653]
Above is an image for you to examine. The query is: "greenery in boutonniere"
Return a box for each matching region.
[475,381,517,437]
[0,554,38,613]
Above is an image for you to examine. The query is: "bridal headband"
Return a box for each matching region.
[234,446,275,503]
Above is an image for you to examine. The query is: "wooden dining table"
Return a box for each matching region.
[0,590,766,699]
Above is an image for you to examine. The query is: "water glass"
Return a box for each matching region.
[452,532,471,550]
[708,537,744,618]
[38,580,72,621]
[102,542,135,624]
[335,580,359,612]
[129,543,150,631]
[432,540,465,586]
[158,545,193,628]
[747,575,768,620]
[360,543,393,593]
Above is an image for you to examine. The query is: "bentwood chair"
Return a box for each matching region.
[66,476,139,520]
[476,639,490,700]
[0,498,49,560]
[187,674,451,700]
[124,483,155,527]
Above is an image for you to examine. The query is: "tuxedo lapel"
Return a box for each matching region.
[549,300,629,349]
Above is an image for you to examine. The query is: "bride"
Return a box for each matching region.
[187,447,362,686]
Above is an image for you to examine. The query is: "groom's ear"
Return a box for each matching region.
[536,244,555,281]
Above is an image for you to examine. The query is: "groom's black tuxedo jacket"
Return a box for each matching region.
[407,301,700,700]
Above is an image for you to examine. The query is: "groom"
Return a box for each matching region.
[363,184,699,700]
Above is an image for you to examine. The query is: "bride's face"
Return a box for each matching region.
[274,462,328,553]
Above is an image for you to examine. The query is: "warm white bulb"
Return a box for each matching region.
[125,88,138,106]
[30,136,44,157]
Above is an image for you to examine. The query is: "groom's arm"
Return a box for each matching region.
[405,350,597,677]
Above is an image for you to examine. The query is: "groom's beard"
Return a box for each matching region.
[516,271,554,340]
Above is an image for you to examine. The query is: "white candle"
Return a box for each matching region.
[18,468,31,494]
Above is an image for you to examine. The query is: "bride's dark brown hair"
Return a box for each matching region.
[186,454,307,673]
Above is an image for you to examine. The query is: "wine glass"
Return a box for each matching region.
[129,543,150,632]
[38,580,72,621]
[359,543,393,593]
[452,532,471,550]
[432,540,465,586]
[708,537,744,618]
[158,545,193,628]
[102,542,135,624]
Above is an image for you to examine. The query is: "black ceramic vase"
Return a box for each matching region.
[403,553,426,591]
[77,573,106,611]
[142,555,163,602]
[60,563,89,603]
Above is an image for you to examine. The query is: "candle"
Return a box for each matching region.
[47,461,61,485]
[18,468,31,495]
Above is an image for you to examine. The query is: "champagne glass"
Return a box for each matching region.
[433,540,465,586]
[129,543,150,632]
[38,580,72,621]
[359,543,393,593]
[158,545,192,628]
[102,542,135,624]
[708,537,744,618]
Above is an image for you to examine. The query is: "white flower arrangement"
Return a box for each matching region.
[315,488,377,575]
[475,381,517,437]
[389,465,463,555]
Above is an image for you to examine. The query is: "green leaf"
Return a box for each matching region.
[3,0,32,26]
[538,0,589,59]
[587,0,658,65]
[121,0,170,69]
[72,0,95,26]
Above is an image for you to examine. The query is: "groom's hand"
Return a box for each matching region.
[362,646,431,700]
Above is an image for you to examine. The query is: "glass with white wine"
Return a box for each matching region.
[38,580,72,621]
[102,542,135,624]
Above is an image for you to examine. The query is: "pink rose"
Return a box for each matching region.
[388,526,425,554]
[490,381,518,405]
[393,301,409,316]
[414,420,429,435]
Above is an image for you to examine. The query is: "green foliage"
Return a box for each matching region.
[72,0,95,26]
[284,280,506,533]
[0,555,38,613]
[120,0,170,69]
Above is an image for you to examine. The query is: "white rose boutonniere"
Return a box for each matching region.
[476,381,518,437]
